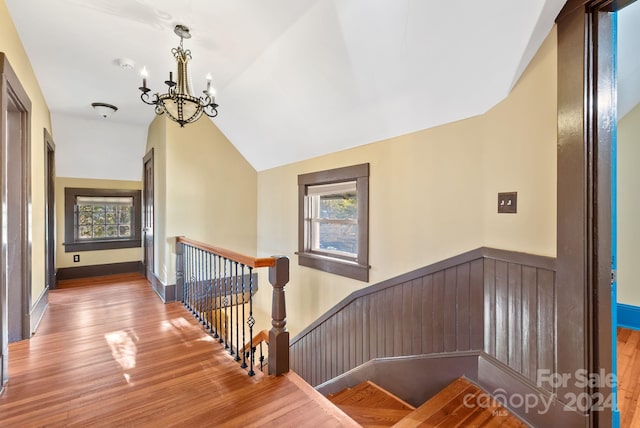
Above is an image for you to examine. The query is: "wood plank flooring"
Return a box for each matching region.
[328,381,415,426]
[393,377,526,427]
[0,274,356,427]
[619,327,640,428]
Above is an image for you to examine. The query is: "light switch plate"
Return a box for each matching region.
[498,192,517,213]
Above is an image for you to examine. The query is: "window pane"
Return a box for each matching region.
[106,225,118,237]
[119,207,131,224]
[79,226,92,239]
[119,225,131,237]
[318,223,358,254]
[93,209,105,224]
[75,196,134,242]
[105,210,117,225]
[319,193,357,220]
[79,212,93,226]
[94,225,106,238]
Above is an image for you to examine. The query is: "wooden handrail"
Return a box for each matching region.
[242,330,269,353]
[177,236,276,268]
[176,237,289,376]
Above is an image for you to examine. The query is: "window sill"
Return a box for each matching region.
[64,239,142,252]
[297,252,369,282]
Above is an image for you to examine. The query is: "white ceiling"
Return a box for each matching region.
[6,0,567,171]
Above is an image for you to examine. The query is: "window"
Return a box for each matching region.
[298,163,369,281]
[64,188,142,252]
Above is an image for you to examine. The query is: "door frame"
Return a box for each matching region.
[44,129,55,290]
[143,149,154,282]
[556,1,632,426]
[0,53,32,388]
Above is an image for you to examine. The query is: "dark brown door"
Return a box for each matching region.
[143,149,154,282]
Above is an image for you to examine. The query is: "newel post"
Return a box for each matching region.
[268,256,290,376]
[175,239,184,302]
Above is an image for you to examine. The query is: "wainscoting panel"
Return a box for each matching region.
[483,258,556,384]
[290,248,556,390]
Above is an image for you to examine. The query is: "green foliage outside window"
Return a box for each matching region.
[77,200,132,240]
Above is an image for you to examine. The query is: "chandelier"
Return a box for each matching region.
[139,25,218,127]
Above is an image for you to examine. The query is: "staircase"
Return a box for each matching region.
[328,381,416,426]
[328,377,527,427]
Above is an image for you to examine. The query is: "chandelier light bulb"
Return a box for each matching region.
[206,73,212,93]
[141,66,148,88]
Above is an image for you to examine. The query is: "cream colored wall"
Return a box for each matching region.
[145,116,167,282]
[617,102,640,307]
[481,27,557,255]
[256,27,558,338]
[146,116,257,285]
[55,177,143,269]
[0,0,53,302]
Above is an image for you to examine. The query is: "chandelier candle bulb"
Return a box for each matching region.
[141,67,148,89]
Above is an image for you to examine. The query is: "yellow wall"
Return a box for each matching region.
[617,102,640,307]
[256,28,558,338]
[146,115,257,285]
[0,0,53,302]
[145,116,167,281]
[55,177,143,268]
[481,27,557,254]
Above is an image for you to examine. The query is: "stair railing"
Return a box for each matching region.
[243,330,269,373]
[176,237,290,376]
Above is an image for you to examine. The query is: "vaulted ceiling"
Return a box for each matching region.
[7,0,568,171]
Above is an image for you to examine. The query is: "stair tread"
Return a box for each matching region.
[327,387,353,402]
[336,404,413,427]
[329,381,415,410]
[392,377,526,428]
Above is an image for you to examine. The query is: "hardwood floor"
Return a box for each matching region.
[0,274,356,427]
[619,327,640,428]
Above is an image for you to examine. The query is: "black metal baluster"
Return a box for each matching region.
[206,251,213,333]
[184,245,190,309]
[194,248,199,319]
[199,249,205,324]
[218,255,224,344]
[223,258,229,349]
[189,246,196,315]
[240,264,247,369]
[234,261,240,361]
[229,260,232,355]
[186,246,193,310]
[259,342,264,372]
[213,254,220,340]
[247,267,255,376]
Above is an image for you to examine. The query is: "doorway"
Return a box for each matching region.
[0,53,32,388]
[45,130,56,290]
[614,1,640,425]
